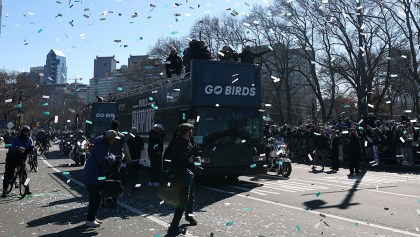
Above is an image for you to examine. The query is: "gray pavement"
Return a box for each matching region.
[1,144,420,236]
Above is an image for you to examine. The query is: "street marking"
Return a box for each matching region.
[199,185,420,237]
[40,156,197,237]
[294,178,420,199]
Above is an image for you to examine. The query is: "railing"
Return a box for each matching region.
[283,136,420,166]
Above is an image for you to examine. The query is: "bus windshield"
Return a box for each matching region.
[196,108,262,145]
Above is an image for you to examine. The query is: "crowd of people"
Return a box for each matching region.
[267,113,420,175]
[165,40,270,78]
[1,120,199,236]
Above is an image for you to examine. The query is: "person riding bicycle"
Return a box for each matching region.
[35,129,48,150]
[2,125,34,198]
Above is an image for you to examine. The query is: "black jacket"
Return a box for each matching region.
[240,49,270,64]
[127,135,144,160]
[165,54,182,72]
[170,136,192,175]
[148,129,163,156]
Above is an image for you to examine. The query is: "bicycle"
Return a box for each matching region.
[4,158,29,198]
[28,150,38,172]
[36,142,49,156]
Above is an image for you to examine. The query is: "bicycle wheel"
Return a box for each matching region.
[28,155,35,171]
[36,146,43,156]
[5,170,18,194]
[33,156,38,172]
[19,168,28,197]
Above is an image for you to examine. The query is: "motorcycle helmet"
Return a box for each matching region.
[21,125,31,133]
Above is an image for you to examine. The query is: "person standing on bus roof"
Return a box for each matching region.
[148,124,164,187]
[218,46,239,62]
[239,45,270,64]
[165,49,183,78]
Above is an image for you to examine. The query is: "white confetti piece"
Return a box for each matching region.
[411,120,417,123]
[400,137,405,143]
[405,110,412,113]
[314,222,321,229]
[342,131,349,134]
[67,179,70,183]
[160,200,164,205]
[215,104,220,107]
[196,116,200,122]
[167,182,171,187]
[385,101,391,104]
[308,154,313,161]
[24,178,30,186]
[368,104,374,108]
[42,95,50,99]
[5,99,12,103]
[135,184,141,188]
[364,141,368,147]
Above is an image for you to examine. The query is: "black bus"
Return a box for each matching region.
[117,60,266,178]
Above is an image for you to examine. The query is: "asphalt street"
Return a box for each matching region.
[1,143,420,237]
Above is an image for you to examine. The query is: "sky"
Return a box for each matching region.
[0,0,266,85]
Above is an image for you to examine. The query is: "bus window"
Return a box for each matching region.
[231,110,262,144]
[196,108,230,145]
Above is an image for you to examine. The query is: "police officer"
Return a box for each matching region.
[167,123,198,236]
[2,125,34,198]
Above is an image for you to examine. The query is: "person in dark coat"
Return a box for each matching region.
[165,49,183,78]
[239,45,270,64]
[331,130,340,172]
[148,124,164,187]
[167,123,197,236]
[218,45,238,62]
[348,128,361,176]
[82,130,120,228]
[312,129,329,171]
[126,127,144,188]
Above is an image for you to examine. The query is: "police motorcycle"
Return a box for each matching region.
[267,138,292,177]
[72,138,89,166]
[63,135,73,156]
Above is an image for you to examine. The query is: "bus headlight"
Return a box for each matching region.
[253,156,266,161]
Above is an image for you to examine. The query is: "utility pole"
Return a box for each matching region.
[357,0,368,121]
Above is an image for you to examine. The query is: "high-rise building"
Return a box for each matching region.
[94,56,117,78]
[44,49,67,84]
[128,55,147,69]
[28,66,44,84]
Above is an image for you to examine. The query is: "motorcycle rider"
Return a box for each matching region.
[2,126,34,198]
[72,130,88,161]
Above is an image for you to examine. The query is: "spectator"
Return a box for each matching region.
[82,130,120,227]
[126,127,144,189]
[148,124,164,187]
[348,128,361,176]
[331,130,340,172]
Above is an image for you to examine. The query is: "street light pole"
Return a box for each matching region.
[357,0,368,121]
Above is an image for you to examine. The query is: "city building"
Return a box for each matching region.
[128,55,148,69]
[28,66,44,84]
[44,49,67,84]
[94,56,117,78]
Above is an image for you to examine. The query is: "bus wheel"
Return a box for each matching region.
[226,176,239,183]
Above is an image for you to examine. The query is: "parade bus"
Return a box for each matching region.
[116,59,266,178]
